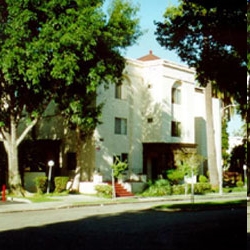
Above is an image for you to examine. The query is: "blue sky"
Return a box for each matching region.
[124,0,181,62]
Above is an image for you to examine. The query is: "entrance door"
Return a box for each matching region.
[146,157,159,181]
[151,157,158,180]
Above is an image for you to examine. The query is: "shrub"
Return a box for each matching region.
[54,176,69,193]
[194,183,212,194]
[236,180,244,187]
[199,175,208,183]
[95,184,112,198]
[142,179,172,197]
[172,184,185,195]
[35,176,47,194]
[111,158,128,180]
[166,169,184,185]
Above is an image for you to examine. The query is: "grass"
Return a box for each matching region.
[153,199,246,212]
[20,192,69,203]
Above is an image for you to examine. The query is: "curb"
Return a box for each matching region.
[0,193,247,214]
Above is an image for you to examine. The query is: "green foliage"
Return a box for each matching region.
[111,157,128,179]
[155,0,247,118]
[236,180,244,188]
[193,183,212,194]
[199,175,208,183]
[172,184,185,195]
[167,152,204,185]
[0,0,141,190]
[95,184,112,198]
[175,151,204,177]
[35,176,47,194]
[172,183,212,195]
[54,176,69,193]
[166,169,184,185]
[142,179,172,197]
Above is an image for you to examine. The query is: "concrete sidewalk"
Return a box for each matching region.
[0,192,246,213]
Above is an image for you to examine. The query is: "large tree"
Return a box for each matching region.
[155,0,246,188]
[0,0,141,195]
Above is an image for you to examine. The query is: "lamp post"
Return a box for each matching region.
[243,164,247,188]
[47,160,55,194]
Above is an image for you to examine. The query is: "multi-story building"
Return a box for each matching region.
[90,51,221,181]
[0,51,222,190]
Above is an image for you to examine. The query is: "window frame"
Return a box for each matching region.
[115,117,127,135]
[172,87,181,104]
[171,121,181,137]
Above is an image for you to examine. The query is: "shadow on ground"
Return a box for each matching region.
[0,206,245,250]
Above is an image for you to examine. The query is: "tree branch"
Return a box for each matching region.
[16,118,38,147]
[0,127,9,142]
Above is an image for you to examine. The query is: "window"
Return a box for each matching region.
[113,153,128,164]
[172,87,181,104]
[115,82,127,99]
[147,118,153,123]
[66,152,76,170]
[115,83,122,99]
[171,121,181,137]
[121,153,128,163]
[115,118,127,135]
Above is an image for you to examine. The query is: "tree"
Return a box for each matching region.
[156,0,246,115]
[0,0,141,195]
[155,0,246,188]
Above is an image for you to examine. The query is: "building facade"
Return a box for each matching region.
[0,52,222,188]
[91,51,222,181]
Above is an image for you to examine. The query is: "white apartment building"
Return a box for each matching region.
[91,51,222,181]
[0,51,222,189]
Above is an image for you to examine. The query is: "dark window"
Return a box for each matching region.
[121,153,128,163]
[147,118,153,123]
[67,152,77,170]
[171,121,181,137]
[115,83,122,99]
[115,117,127,135]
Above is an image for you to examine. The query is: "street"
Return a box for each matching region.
[247,202,250,249]
[0,202,245,250]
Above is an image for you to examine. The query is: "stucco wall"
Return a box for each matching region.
[94,58,221,180]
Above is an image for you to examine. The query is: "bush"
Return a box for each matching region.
[142,179,172,197]
[35,176,47,194]
[199,175,208,183]
[194,183,212,194]
[166,169,184,185]
[172,184,185,195]
[54,176,69,193]
[236,180,244,187]
[95,184,112,198]
[111,158,128,180]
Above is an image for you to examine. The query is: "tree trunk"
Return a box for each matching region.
[70,128,82,193]
[3,117,24,195]
[205,81,219,187]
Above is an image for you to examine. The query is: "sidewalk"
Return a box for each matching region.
[0,192,246,213]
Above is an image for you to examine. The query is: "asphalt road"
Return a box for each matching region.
[0,202,245,250]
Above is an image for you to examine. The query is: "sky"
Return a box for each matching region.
[124,0,181,62]
[105,0,244,136]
